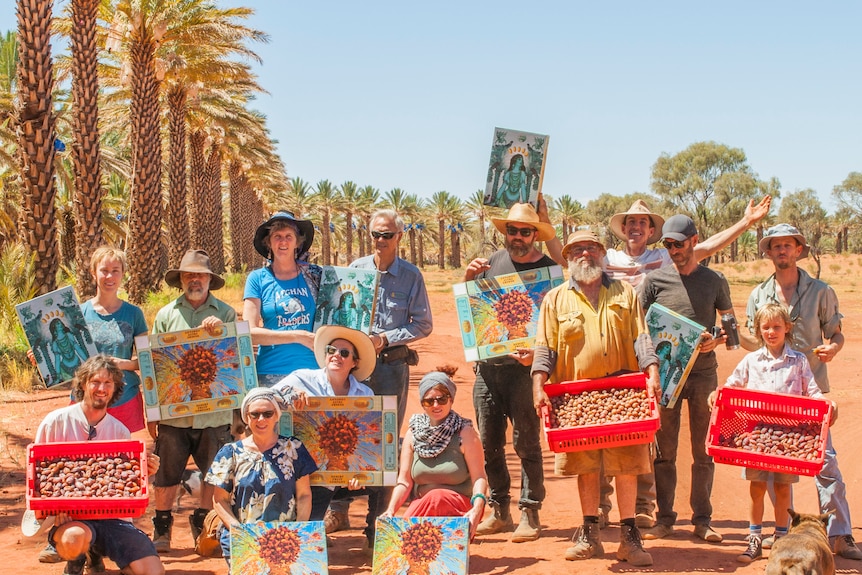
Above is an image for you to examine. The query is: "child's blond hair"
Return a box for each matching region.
[753,303,793,346]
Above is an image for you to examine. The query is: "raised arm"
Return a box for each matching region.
[537,194,564,267]
[694,196,771,261]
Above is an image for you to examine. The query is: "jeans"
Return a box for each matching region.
[473,361,545,510]
[817,430,852,537]
[654,368,716,527]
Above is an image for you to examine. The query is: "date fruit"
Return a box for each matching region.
[548,387,651,429]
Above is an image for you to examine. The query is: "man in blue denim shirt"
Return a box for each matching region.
[324,209,432,538]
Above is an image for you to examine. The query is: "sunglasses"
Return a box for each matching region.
[325,345,355,359]
[568,243,600,255]
[87,425,96,441]
[371,231,397,240]
[506,226,536,238]
[662,239,688,250]
[247,410,276,420]
[420,395,451,407]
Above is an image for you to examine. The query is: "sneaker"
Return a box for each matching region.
[833,534,862,560]
[565,523,603,560]
[642,523,673,540]
[762,535,775,549]
[694,524,723,543]
[63,558,86,575]
[38,542,62,564]
[737,534,762,563]
[324,509,350,534]
[152,515,173,553]
[617,524,653,567]
[635,512,656,529]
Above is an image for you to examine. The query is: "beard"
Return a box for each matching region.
[505,238,531,258]
[569,258,603,284]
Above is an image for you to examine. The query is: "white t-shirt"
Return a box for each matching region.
[35,403,131,443]
[604,247,672,290]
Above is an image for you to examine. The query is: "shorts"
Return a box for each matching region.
[153,424,232,486]
[49,519,157,569]
[743,468,799,484]
[555,443,651,477]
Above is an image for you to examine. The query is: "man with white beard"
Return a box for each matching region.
[532,230,660,566]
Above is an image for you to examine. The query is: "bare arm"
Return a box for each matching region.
[814,326,844,363]
[537,194,565,267]
[383,431,417,516]
[242,298,314,349]
[294,475,312,521]
[460,425,489,539]
[212,485,240,528]
[694,196,771,261]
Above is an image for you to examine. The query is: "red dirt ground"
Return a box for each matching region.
[1,276,860,574]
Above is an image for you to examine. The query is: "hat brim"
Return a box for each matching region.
[490,217,556,242]
[609,212,664,244]
[163,269,225,290]
[254,216,315,259]
[314,325,377,382]
[758,234,810,260]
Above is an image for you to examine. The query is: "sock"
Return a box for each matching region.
[774,525,788,539]
[621,518,636,528]
[155,510,173,521]
[583,515,599,524]
[749,524,762,537]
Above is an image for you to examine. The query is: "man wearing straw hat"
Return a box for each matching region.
[464,199,563,542]
[740,224,861,560]
[148,249,237,552]
[532,230,660,566]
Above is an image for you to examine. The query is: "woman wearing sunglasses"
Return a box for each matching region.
[381,370,489,540]
[272,325,381,547]
[206,387,317,565]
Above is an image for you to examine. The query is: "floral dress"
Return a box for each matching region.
[206,435,317,557]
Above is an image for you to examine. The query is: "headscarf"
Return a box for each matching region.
[418,371,456,400]
[411,372,469,458]
[241,387,288,424]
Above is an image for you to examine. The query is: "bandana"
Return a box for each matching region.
[409,410,472,459]
[241,387,287,424]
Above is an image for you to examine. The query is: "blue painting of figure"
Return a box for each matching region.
[483,127,549,210]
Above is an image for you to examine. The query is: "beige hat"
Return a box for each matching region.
[164,249,225,290]
[758,223,810,259]
[490,203,557,242]
[562,230,606,259]
[314,325,377,382]
[609,200,665,244]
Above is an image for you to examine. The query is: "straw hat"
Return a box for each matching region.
[490,203,556,242]
[561,230,606,259]
[164,250,225,290]
[609,200,665,244]
[314,325,377,381]
[254,211,315,260]
[758,223,810,259]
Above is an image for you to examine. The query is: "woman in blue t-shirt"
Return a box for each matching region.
[244,212,322,386]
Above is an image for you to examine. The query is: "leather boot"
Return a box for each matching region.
[475,501,513,536]
[565,522,603,560]
[511,508,541,542]
[617,524,653,566]
[152,514,173,552]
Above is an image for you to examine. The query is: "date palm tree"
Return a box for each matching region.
[338,180,360,263]
[313,179,341,265]
[428,190,458,270]
[553,194,584,241]
[357,185,379,257]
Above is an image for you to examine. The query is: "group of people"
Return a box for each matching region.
[30,196,862,573]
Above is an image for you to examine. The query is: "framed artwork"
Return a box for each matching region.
[312,266,379,334]
[136,321,256,422]
[16,286,98,387]
[645,303,705,408]
[230,520,327,575]
[483,127,550,209]
[279,396,398,486]
[453,265,563,361]
[372,516,470,575]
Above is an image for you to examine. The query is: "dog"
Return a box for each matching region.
[765,509,834,575]
[176,469,203,509]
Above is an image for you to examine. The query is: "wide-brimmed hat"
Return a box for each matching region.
[609,200,665,244]
[314,325,376,382]
[758,223,810,259]
[164,249,225,290]
[561,229,605,259]
[490,203,556,242]
[253,211,315,260]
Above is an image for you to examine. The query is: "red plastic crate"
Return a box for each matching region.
[706,387,832,476]
[541,372,660,453]
[27,440,149,519]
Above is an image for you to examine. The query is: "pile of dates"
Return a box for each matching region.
[716,421,822,460]
[36,454,143,498]
[548,387,651,428]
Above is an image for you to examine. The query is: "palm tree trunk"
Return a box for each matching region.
[16,0,58,294]
[201,143,224,273]
[167,85,190,268]
[437,220,445,270]
[228,161,243,272]
[70,0,102,298]
[188,130,206,249]
[126,21,164,303]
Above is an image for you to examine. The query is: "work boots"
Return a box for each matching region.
[475,501,513,536]
[511,508,541,542]
[152,514,174,552]
[565,522,603,560]
[617,523,653,566]
[189,508,209,542]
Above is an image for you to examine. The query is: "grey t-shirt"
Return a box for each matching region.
[640,264,733,372]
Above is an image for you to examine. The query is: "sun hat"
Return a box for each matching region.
[609,200,665,244]
[758,223,810,259]
[661,215,698,242]
[164,249,225,290]
[313,325,376,382]
[561,229,605,259]
[253,211,315,260]
[241,387,287,424]
[418,371,456,400]
[490,203,556,242]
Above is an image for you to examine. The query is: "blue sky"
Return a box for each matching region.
[5,1,861,211]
